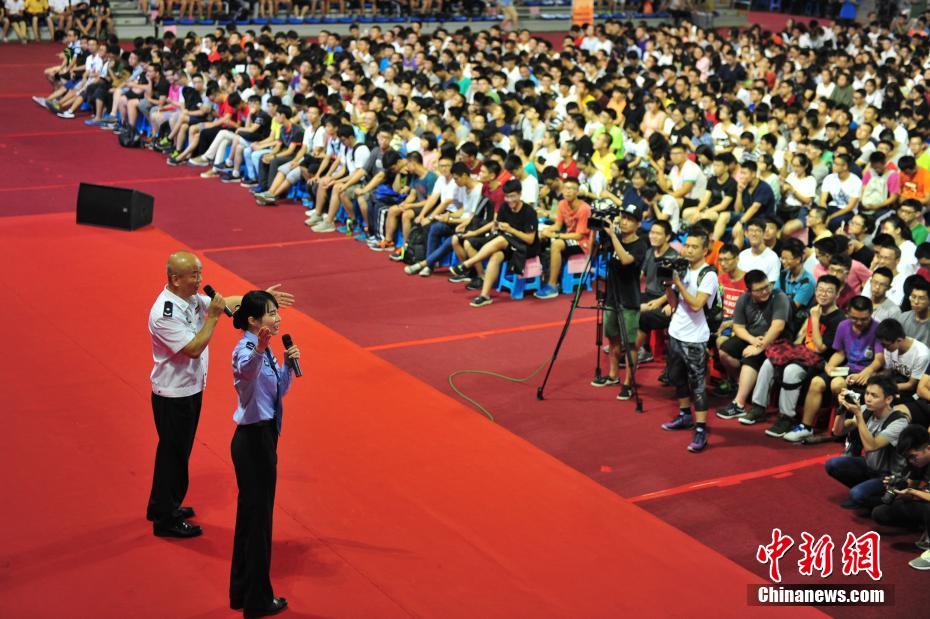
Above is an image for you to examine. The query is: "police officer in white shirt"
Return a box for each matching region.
[147,251,293,538]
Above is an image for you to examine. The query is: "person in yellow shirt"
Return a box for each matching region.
[24,0,53,41]
[591,133,617,182]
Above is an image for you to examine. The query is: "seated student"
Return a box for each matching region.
[311,124,368,233]
[845,213,875,267]
[404,158,484,277]
[715,269,790,423]
[737,218,781,283]
[535,177,591,299]
[870,424,930,569]
[240,95,283,187]
[163,75,212,160]
[347,150,408,245]
[900,277,930,344]
[898,199,929,246]
[862,239,907,307]
[24,0,52,42]
[5,0,30,44]
[749,275,846,438]
[683,153,736,242]
[386,156,455,262]
[448,178,540,308]
[820,153,862,232]
[731,160,776,247]
[823,253,865,311]
[171,91,245,166]
[790,296,885,440]
[864,266,905,323]
[875,318,930,405]
[858,150,900,224]
[880,214,919,276]
[255,110,327,206]
[212,95,274,183]
[826,373,909,509]
[779,153,817,238]
[375,151,437,254]
[777,237,815,310]
[632,219,678,366]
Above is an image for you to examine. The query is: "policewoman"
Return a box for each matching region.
[229,291,300,617]
[147,251,227,538]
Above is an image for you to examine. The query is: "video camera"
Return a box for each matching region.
[656,256,691,285]
[588,199,621,230]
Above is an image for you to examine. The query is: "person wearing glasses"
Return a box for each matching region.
[715,269,790,425]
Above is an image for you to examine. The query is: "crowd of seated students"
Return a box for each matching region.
[28,12,930,564]
[1,0,113,44]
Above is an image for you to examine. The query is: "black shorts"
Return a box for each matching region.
[562,238,585,258]
[25,11,47,20]
[9,14,25,23]
[720,336,767,371]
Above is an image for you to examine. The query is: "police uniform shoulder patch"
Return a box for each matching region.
[245,342,255,350]
[163,301,173,317]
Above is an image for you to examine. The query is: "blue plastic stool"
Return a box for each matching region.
[560,253,592,294]
[497,257,543,300]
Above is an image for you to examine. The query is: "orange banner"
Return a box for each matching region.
[573,0,594,26]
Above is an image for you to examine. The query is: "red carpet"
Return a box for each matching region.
[0,42,918,617]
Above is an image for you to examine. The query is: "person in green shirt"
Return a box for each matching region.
[909,135,930,172]
[898,199,929,245]
[593,107,625,158]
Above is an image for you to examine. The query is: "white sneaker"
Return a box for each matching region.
[32,96,46,107]
[404,263,423,275]
[305,211,322,224]
[304,217,316,226]
[419,266,432,277]
[57,110,75,119]
[783,424,813,443]
[311,221,336,233]
[908,549,930,570]
[189,156,210,166]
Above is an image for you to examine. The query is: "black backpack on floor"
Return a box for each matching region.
[118,125,141,148]
[403,225,428,265]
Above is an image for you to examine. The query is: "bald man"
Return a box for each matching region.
[147,252,293,538]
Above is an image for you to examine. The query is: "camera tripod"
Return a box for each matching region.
[536,228,644,413]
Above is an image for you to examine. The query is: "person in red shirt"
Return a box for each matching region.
[480,160,506,212]
[714,243,747,354]
[898,156,930,206]
[535,177,591,299]
[557,141,580,180]
[169,91,245,165]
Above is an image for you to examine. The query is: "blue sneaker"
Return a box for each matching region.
[688,429,708,452]
[354,232,368,242]
[249,186,265,194]
[534,284,559,299]
[84,119,102,126]
[661,414,694,431]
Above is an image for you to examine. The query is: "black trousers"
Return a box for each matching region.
[872,498,930,533]
[258,155,291,190]
[230,422,278,611]
[146,391,202,524]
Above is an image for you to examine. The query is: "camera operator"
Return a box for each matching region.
[826,373,909,509]
[600,205,648,399]
[632,220,677,368]
[871,424,930,570]
[659,227,719,453]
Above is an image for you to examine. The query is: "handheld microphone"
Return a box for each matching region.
[203,285,233,317]
[281,334,302,377]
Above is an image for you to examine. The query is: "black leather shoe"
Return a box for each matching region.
[146,506,195,522]
[244,597,287,617]
[153,519,203,538]
[231,601,244,611]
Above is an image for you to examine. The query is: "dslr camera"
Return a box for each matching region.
[881,472,910,505]
[656,256,690,285]
[588,199,621,230]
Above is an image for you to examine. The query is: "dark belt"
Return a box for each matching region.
[238,419,275,429]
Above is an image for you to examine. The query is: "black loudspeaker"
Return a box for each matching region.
[76,183,154,230]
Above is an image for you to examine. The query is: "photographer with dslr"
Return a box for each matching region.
[826,374,909,509]
[599,205,648,399]
[871,424,930,570]
[659,227,719,453]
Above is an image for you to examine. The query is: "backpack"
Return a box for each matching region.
[697,265,723,334]
[844,411,907,463]
[118,124,141,148]
[861,168,890,209]
[403,224,428,265]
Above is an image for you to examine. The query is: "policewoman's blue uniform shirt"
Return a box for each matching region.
[232,331,294,428]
